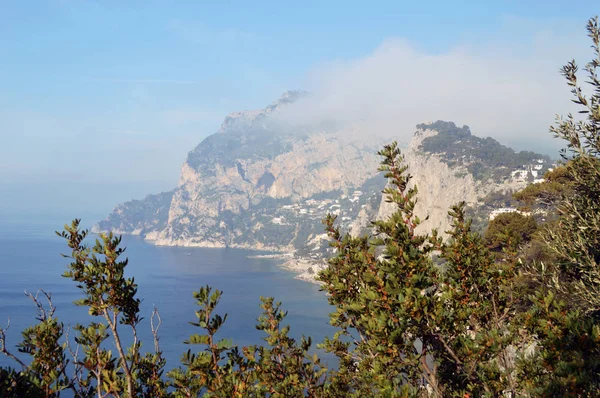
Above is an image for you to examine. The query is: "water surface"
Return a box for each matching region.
[0,220,335,371]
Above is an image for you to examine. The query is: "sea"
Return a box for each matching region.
[0,219,335,372]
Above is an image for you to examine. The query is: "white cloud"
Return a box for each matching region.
[271,18,590,154]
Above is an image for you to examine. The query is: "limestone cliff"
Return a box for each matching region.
[376,126,542,236]
[95,95,552,262]
[97,92,383,251]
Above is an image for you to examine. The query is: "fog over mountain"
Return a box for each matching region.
[2,6,594,220]
[272,30,585,153]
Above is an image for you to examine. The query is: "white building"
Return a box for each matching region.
[489,207,531,220]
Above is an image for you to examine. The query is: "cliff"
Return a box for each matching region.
[95,94,553,281]
[94,190,174,237]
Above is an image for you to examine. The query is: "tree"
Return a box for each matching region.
[318,142,442,396]
[318,143,522,397]
[515,16,600,397]
[512,165,572,213]
[167,287,328,397]
[484,212,537,252]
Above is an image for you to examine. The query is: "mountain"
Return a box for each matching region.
[96,91,385,252]
[95,93,552,280]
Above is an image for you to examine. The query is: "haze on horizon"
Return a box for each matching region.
[1,1,598,221]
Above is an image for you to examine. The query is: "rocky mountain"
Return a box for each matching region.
[376,122,552,237]
[96,91,385,252]
[95,93,553,278]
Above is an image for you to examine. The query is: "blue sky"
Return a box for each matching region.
[1,1,599,220]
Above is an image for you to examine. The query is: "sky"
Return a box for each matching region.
[1,1,599,221]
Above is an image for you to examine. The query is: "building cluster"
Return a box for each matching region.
[511,159,547,184]
[273,190,367,225]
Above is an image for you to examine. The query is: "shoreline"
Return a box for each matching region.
[94,229,326,285]
[279,258,327,285]
[247,253,293,259]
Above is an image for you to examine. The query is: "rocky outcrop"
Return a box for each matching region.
[377,128,535,236]
[94,190,174,236]
[153,132,381,248]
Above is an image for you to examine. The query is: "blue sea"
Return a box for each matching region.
[0,220,335,372]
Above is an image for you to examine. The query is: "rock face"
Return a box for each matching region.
[94,190,174,236]
[95,94,553,261]
[97,92,384,252]
[376,127,542,235]
[152,130,382,250]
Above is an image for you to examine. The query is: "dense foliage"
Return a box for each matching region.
[1,15,600,398]
[484,212,537,252]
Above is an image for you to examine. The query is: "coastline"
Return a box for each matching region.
[94,228,326,285]
[279,258,327,285]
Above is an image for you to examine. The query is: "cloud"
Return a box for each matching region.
[270,18,590,154]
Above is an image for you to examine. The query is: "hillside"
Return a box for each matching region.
[417,121,552,182]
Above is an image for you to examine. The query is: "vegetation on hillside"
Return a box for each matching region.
[513,165,573,213]
[418,120,551,182]
[2,15,600,398]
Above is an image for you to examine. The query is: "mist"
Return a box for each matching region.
[271,28,588,155]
